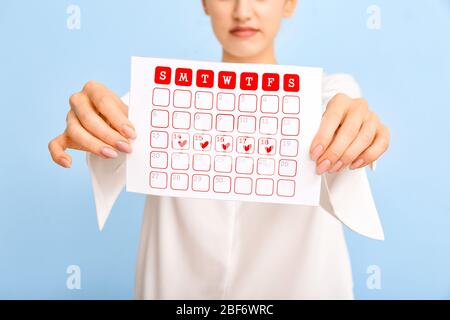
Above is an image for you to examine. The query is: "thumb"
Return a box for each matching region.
[48,133,73,168]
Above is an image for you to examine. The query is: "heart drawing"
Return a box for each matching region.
[222,143,230,151]
[178,140,187,148]
[265,145,273,153]
[200,141,209,149]
[244,144,252,152]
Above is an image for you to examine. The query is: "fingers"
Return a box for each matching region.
[69,92,132,154]
[309,91,390,175]
[310,93,351,162]
[336,112,378,171]
[349,125,390,170]
[48,134,72,168]
[82,81,137,139]
[66,110,120,159]
[316,99,369,173]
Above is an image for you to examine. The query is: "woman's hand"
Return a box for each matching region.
[48,81,137,168]
[310,93,390,174]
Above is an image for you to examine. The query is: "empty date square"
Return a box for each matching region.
[151,110,169,128]
[259,117,278,135]
[261,95,279,113]
[195,91,213,110]
[235,157,254,174]
[152,88,170,107]
[192,174,210,192]
[150,171,167,189]
[214,155,232,173]
[194,113,213,131]
[238,94,257,112]
[171,173,189,190]
[256,178,274,196]
[281,118,300,136]
[150,131,168,149]
[173,89,191,108]
[278,159,297,177]
[283,96,300,114]
[277,179,295,197]
[213,176,231,193]
[217,93,235,111]
[234,177,252,195]
[172,111,191,129]
[150,151,168,169]
[216,114,234,132]
[171,152,189,170]
[280,139,298,157]
[193,154,211,172]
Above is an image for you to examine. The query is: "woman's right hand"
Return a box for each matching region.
[48,80,137,168]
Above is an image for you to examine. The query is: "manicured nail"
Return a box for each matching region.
[351,159,365,169]
[329,160,343,173]
[101,147,118,159]
[122,124,137,139]
[116,141,132,153]
[60,157,71,168]
[311,145,324,161]
[317,159,331,175]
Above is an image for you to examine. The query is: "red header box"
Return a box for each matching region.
[196,69,214,88]
[262,73,280,91]
[218,71,237,89]
[284,74,300,92]
[175,68,193,86]
[240,72,258,91]
[154,66,172,85]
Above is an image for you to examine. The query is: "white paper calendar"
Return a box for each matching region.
[127,56,323,206]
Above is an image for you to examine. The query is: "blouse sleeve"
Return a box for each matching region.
[85,93,129,231]
[319,74,384,240]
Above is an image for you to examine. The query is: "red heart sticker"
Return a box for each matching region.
[244,144,252,152]
[178,140,187,148]
[200,141,209,149]
[265,145,273,153]
[222,143,230,150]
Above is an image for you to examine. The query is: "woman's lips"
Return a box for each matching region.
[230,26,259,38]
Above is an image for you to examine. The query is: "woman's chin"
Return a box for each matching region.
[224,44,267,61]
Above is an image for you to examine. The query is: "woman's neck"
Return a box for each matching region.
[222,45,277,65]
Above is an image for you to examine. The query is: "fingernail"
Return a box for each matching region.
[351,159,365,169]
[317,159,331,175]
[122,124,137,139]
[60,157,71,168]
[116,141,132,153]
[311,145,324,161]
[101,147,118,159]
[329,160,343,173]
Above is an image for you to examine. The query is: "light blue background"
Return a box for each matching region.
[0,0,449,299]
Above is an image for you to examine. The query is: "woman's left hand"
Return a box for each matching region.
[309,93,390,175]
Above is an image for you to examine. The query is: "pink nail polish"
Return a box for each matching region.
[116,141,132,153]
[351,159,365,169]
[122,124,137,139]
[329,160,343,173]
[60,158,71,168]
[101,147,118,159]
[317,159,331,175]
[311,145,324,161]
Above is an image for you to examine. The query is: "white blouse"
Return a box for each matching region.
[86,73,384,300]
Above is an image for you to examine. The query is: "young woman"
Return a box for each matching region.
[48,0,390,299]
